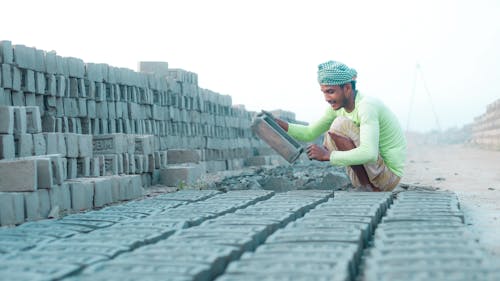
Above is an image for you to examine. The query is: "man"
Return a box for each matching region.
[275,60,406,191]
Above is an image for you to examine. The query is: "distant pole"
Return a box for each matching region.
[418,65,442,132]
[406,63,442,133]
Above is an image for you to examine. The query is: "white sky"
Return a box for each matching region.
[2,0,499,132]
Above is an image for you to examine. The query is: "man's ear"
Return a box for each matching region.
[343,83,353,95]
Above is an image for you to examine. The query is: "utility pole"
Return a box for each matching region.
[406,63,441,133]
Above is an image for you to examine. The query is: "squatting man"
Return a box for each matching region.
[274,61,407,192]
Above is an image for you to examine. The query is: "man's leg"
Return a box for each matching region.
[323,116,400,191]
[329,132,380,192]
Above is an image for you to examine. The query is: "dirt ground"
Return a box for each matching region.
[402,140,500,256]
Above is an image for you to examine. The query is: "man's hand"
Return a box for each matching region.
[306,144,330,161]
[261,110,288,132]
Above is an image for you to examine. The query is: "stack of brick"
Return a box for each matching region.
[470,98,500,150]
[0,40,306,226]
[0,41,146,226]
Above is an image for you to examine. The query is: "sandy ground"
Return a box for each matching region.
[402,141,500,256]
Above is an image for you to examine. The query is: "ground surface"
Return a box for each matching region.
[402,142,500,256]
[1,142,499,280]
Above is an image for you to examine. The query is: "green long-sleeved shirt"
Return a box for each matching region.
[287,93,407,177]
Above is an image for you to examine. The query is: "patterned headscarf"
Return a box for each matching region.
[317,60,356,85]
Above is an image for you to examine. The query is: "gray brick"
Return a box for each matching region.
[56,55,69,76]
[0,262,81,281]
[167,149,201,164]
[69,77,78,97]
[87,100,96,118]
[45,51,57,74]
[138,61,169,76]
[37,189,51,218]
[90,156,101,177]
[24,92,36,106]
[134,154,144,173]
[25,106,42,133]
[23,191,40,221]
[115,175,142,201]
[67,158,77,179]
[13,44,36,69]
[10,90,23,106]
[55,97,64,116]
[1,63,12,88]
[103,154,118,176]
[95,82,105,101]
[35,157,53,189]
[0,106,14,134]
[67,57,85,78]
[32,133,46,155]
[56,75,66,97]
[65,133,79,157]
[93,134,127,155]
[0,192,25,226]
[48,154,65,184]
[34,49,46,72]
[0,135,15,159]
[83,260,212,278]
[61,157,68,179]
[225,259,348,279]
[77,134,93,157]
[134,135,154,155]
[11,66,21,91]
[35,71,45,94]
[69,180,94,211]
[63,97,79,117]
[0,88,9,106]
[23,69,36,92]
[13,106,27,135]
[1,252,107,269]
[0,41,13,64]
[33,242,128,257]
[0,158,37,191]
[85,63,103,82]
[56,183,71,211]
[78,78,86,97]
[93,177,114,207]
[160,163,203,187]
[46,74,57,95]
[77,157,90,177]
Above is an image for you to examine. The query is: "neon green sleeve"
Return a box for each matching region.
[329,102,379,166]
[287,107,335,142]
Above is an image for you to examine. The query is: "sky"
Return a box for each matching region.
[1,0,499,132]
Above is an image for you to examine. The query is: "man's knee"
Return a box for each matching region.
[329,132,356,151]
[330,116,355,133]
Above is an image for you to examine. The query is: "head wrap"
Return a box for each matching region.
[317,60,356,85]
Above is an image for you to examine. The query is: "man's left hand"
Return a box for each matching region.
[306,144,330,161]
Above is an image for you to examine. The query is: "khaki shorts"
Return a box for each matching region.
[323,116,400,191]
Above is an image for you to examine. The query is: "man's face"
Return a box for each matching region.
[321,84,348,111]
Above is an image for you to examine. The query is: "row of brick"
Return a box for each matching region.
[470,98,500,150]
[0,174,144,226]
[361,191,499,280]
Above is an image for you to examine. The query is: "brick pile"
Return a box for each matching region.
[0,40,302,226]
[470,98,500,150]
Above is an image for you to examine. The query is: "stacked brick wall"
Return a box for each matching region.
[470,98,500,150]
[0,40,302,226]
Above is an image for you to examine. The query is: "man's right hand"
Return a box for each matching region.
[261,110,288,131]
[306,144,330,161]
